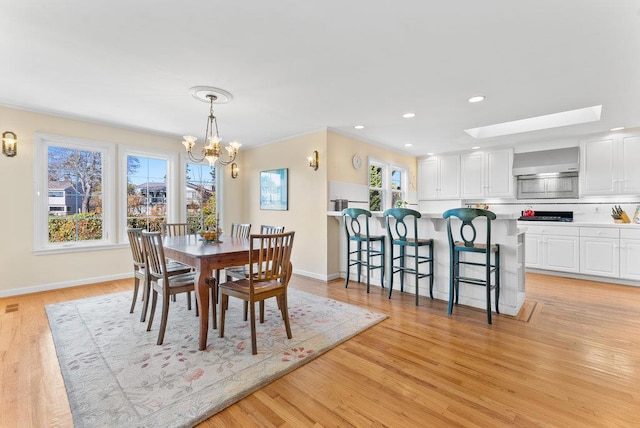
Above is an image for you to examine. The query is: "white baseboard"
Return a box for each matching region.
[0,272,132,298]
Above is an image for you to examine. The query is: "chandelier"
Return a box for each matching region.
[182,86,241,166]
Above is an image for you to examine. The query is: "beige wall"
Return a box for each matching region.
[240,130,328,279]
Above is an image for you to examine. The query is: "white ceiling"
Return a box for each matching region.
[2,1,639,155]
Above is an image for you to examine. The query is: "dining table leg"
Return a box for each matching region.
[194,268,209,350]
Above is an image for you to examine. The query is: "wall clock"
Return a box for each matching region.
[352,153,362,169]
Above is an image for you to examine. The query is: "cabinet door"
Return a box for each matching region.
[460,152,484,198]
[580,138,617,195]
[524,234,543,269]
[580,237,619,277]
[438,155,460,199]
[620,239,640,280]
[620,136,640,194]
[486,149,514,197]
[543,235,580,273]
[418,158,438,200]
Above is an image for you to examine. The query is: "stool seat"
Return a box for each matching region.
[383,208,434,306]
[342,208,385,293]
[443,208,500,324]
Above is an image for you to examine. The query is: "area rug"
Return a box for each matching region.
[46,288,386,427]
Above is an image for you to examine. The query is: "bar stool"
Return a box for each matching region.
[443,208,500,324]
[342,208,385,293]
[383,208,434,305]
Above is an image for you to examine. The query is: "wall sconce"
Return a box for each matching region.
[2,131,17,157]
[307,150,319,170]
[230,162,239,179]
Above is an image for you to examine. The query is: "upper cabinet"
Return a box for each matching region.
[460,148,514,198]
[581,135,640,196]
[418,155,460,200]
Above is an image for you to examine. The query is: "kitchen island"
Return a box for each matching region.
[329,211,526,316]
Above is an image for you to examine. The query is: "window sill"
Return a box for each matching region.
[33,242,128,256]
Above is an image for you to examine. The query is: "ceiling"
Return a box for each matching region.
[2,1,639,156]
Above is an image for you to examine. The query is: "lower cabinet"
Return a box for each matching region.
[620,229,640,280]
[580,228,619,277]
[524,225,579,273]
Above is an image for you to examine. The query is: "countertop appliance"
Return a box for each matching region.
[518,210,574,222]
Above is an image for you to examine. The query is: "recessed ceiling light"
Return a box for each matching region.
[472,146,480,150]
[610,126,625,131]
[404,143,413,147]
[354,125,364,129]
[426,152,434,156]
[402,113,416,118]
[468,95,485,103]
[465,105,602,139]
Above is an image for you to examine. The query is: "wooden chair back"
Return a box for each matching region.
[127,227,146,269]
[383,207,422,242]
[260,225,285,234]
[140,231,169,283]
[161,223,188,237]
[248,231,295,288]
[230,223,252,238]
[342,208,373,239]
[442,208,496,250]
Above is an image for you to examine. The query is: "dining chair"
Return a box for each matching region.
[141,230,216,345]
[218,231,295,355]
[342,208,385,292]
[442,208,500,324]
[383,208,434,305]
[126,228,193,322]
[226,225,285,321]
[161,222,189,237]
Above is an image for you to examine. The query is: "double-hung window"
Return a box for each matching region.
[33,133,115,252]
[185,162,218,233]
[368,159,408,211]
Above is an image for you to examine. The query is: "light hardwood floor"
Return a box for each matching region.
[1,273,639,427]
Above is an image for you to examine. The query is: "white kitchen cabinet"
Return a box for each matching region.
[418,155,460,200]
[620,229,640,281]
[580,227,619,277]
[460,148,514,198]
[524,225,579,273]
[580,135,640,196]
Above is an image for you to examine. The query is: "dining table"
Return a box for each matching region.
[162,234,255,350]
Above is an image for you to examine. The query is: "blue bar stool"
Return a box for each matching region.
[342,208,385,293]
[383,208,434,305]
[442,208,500,324]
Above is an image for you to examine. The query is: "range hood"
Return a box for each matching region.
[512,147,579,176]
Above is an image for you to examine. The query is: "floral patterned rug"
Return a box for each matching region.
[46,288,386,427]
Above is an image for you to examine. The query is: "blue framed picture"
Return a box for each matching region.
[260,168,288,210]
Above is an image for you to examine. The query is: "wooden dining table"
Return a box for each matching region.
[162,234,255,350]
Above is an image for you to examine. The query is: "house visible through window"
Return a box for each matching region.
[126,156,168,231]
[34,133,115,251]
[186,162,217,233]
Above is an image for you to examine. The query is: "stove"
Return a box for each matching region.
[518,210,574,222]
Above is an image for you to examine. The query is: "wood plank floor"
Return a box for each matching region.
[1,273,639,427]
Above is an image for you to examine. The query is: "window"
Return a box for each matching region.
[186,162,217,233]
[34,133,115,252]
[368,159,408,211]
[126,155,168,231]
[369,162,384,211]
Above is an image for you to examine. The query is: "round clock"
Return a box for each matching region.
[352,153,362,169]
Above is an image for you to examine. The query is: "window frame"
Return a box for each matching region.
[33,133,116,254]
[180,155,222,232]
[119,145,179,241]
[368,157,409,211]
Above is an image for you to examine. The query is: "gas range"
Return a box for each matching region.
[518,210,574,222]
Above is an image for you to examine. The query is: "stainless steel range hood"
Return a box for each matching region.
[512,146,579,176]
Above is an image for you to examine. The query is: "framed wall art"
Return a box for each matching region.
[260,168,288,210]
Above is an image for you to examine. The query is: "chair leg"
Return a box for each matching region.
[278,294,292,339]
[140,275,151,322]
[210,283,217,330]
[219,294,228,338]
[387,245,394,299]
[495,247,500,314]
[130,276,139,313]
[250,301,258,355]
[365,242,371,293]
[380,239,385,289]
[414,247,419,306]
[357,241,363,284]
[486,261,492,325]
[399,246,405,292]
[448,252,455,315]
[157,293,170,345]
[243,301,248,321]
[344,240,351,288]
[259,300,265,323]
[146,289,158,331]
[187,291,192,310]
[429,242,434,299]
